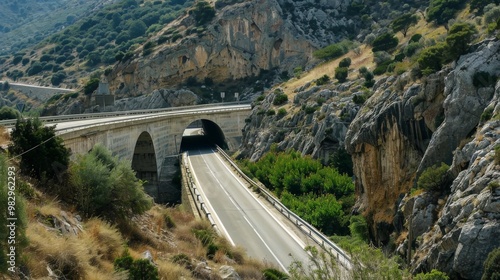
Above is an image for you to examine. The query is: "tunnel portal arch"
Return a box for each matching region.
[131,131,159,199]
[180,119,227,151]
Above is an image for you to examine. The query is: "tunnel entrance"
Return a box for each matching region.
[180,119,227,151]
[131,132,159,201]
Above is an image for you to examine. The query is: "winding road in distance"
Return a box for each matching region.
[186,148,311,272]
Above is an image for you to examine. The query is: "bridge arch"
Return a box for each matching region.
[180,119,227,151]
[131,131,159,198]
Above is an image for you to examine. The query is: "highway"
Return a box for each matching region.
[186,148,311,272]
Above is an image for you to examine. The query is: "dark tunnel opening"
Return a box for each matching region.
[180,119,227,151]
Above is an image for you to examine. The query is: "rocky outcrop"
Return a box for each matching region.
[240,83,358,163]
[106,0,340,96]
[409,81,500,279]
[418,39,500,173]
[111,88,198,111]
[345,39,500,278]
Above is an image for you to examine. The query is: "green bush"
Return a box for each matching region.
[266,109,276,116]
[190,1,215,26]
[481,107,494,122]
[273,93,288,106]
[9,118,70,182]
[84,78,100,95]
[482,248,500,280]
[315,74,330,85]
[313,40,353,61]
[129,259,159,280]
[277,108,287,117]
[445,22,477,60]
[335,67,349,82]
[410,33,423,43]
[0,106,20,120]
[427,0,466,25]
[414,269,450,280]
[263,268,289,280]
[339,57,352,68]
[417,162,449,191]
[68,144,152,219]
[417,43,449,74]
[353,94,367,105]
[372,33,399,52]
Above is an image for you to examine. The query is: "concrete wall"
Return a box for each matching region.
[58,108,250,202]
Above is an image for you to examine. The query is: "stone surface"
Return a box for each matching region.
[219,265,241,280]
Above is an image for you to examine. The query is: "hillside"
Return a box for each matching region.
[0,0,116,56]
[0,0,500,278]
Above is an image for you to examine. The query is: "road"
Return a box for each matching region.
[186,148,311,272]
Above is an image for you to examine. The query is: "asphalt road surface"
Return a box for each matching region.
[187,148,311,272]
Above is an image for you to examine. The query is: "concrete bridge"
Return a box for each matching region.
[54,104,251,203]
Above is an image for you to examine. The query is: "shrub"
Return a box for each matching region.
[417,162,449,191]
[313,40,353,60]
[353,94,367,105]
[293,66,303,78]
[410,33,423,43]
[417,43,449,74]
[190,1,215,26]
[0,106,20,120]
[51,71,67,86]
[69,144,152,219]
[482,248,500,280]
[335,67,349,82]
[27,62,43,76]
[427,0,466,25]
[263,268,289,280]
[273,93,288,106]
[404,42,423,57]
[129,259,159,280]
[372,33,399,52]
[414,269,450,280]
[9,118,70,182]
[266,109,276,116]
[445,22,477,60]
[84,78,100,95]
[277,108,287,117]
[304,106,317,114]
[339,57,352,68]
[481,107,494,123]
[315,74,330,85]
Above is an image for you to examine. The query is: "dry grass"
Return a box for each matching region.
[0,126,10,147]
[157,260,194,280]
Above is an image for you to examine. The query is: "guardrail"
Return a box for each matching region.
[215,146,352,270]
[181,152,220,234]
[0,101,251,127]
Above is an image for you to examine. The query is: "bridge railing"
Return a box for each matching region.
[215,146,352,270]
[0,101,251,127]
[181,152,220,234]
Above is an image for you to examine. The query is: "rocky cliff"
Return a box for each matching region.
[106,0,353,97]
[345,39,500,278]
[240,38,500,279]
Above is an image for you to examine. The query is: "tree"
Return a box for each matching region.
[391,13,419,37]
[427,0,465,26]
[445,22,476,60]
[9,118,70,181]
[414,269,450,280]
[417,43,449,74]
[0,106,20,120]
[128,20,147,38]
[339,57,352,68]
[482,248,500,280]
[190,1,215,26]
[84,78,99,95]
[417,162,449,191]
[335,67,349,83]
[372,33,399,52]
[51,71,66,86]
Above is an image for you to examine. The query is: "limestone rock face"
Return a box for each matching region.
[418,40,500,173]
[240,84,358,163]
[107,0,317,96]
[112,88,199,111]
